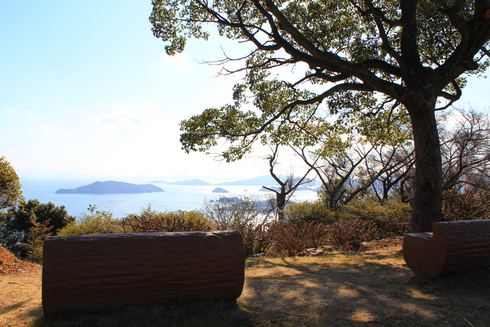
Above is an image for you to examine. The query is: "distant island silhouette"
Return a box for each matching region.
[56,181,164,194]
[212,187,229,193]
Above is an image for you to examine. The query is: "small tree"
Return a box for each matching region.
[364,143,415,203]
[262,145,314,220]
[440,109,490,191]
[8,199,74,236]
[0,157,22,210]
[297,144,377,209]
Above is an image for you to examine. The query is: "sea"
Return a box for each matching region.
[21,180,318,218]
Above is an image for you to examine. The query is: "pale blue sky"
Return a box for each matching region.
[1,1,488,181]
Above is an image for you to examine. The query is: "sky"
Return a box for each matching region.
[1,1,489,182]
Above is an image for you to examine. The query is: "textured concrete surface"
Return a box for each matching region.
[42,231,245,315]
[404,220,490,277]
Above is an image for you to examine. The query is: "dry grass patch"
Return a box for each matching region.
[0,267,42,327]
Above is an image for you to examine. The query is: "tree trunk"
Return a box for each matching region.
[407,98,443,232]
[276,192,286,221]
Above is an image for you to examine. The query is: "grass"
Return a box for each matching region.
[1,241,490,326]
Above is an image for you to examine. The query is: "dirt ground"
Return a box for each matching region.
[1,241,490,327]
[0,265,42,326]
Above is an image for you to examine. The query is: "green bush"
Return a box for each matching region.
[280,198,411,253]
[8,199,75,235]
[0,219,25,257]
[121,208,213,232]
[285,201,337,223]
[1,200,75,260]
[342,198,411,222]
[58,209,123,236]
[285,198,409,237]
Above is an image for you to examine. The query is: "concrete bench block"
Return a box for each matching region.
[42,231,245,316]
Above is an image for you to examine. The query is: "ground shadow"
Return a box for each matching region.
[31,301,253,327]
[241,253,490,327]
[0,300,30,315]
[5,248,490,327]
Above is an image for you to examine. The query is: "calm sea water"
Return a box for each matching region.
[21,180,318,218]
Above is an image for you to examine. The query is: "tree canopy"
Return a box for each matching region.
[0,157,22,210]
[150,0,490,231]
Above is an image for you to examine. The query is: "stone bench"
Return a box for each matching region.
[42,231,245,316]
[403,220,490,278]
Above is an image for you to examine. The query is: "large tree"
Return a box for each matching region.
[150,0,490,232]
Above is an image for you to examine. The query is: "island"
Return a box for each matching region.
[212,187,229,193]
[56,181,164,194]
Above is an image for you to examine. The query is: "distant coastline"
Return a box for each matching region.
[151,175,318,187]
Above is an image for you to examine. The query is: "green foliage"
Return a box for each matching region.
[27,221,51,262]
[121,208,213,232]
[150,0,489,146]
[59,207,213,237]
[282,198,410,252]
[285,198,410,224]
[58,209,122,237]
[341,198,411,223]
[150,0,487,71]
[282,198,409,253]
[151,0,490,232]
[0,219,25,257]
[0,156,22,210]
[8,199,74,236]
[1,200,74,260]
[285,201,338,223]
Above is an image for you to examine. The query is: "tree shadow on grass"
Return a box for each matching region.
[31,301,254,327]
[19,251,490,327]
[242,255,490,327]
[0,300,30,315]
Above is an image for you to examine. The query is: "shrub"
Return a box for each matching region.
[285,201,337,223]
[27,221,51,262]
[328,218,382,251]
[8,199,75,236]
[443,188,490,220]
[1,200,74,260]
[58,209,122,236]
[0,219,26,258]
[285,198,410,240]
[342,198,411,222]
[205,198,273,256]
[0,219,47,261]
[266,222,330,257]
[121,208,213,232]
